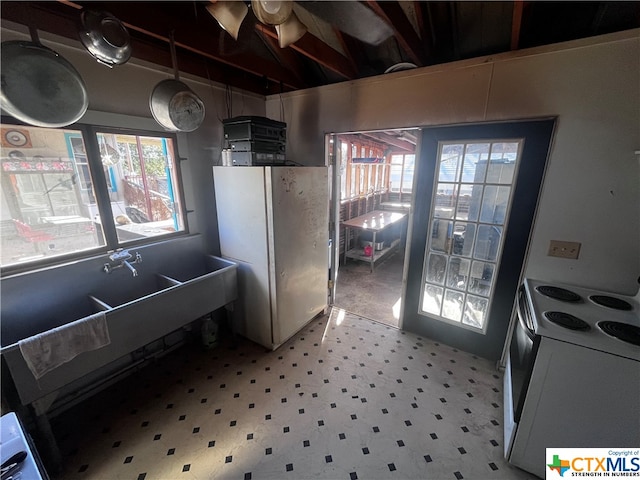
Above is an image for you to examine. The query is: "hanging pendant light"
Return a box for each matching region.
[251,0,293,25]
[275,10,307,48]
[206,1,248,40]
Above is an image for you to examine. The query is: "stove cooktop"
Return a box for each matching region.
[524,279,640,361]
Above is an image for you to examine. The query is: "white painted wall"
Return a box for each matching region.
[266,30,640,295]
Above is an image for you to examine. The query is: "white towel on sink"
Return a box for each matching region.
[18,311,110,380]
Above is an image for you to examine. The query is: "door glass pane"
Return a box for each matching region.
[480,185,510,224]
[469,261,494,296]
[439,144,463,181]
[456,184,478,221]
[452,222,475,257]
[422,285,443,316]
[419,139,522,332]
[473,225,502,261]
[446,257,470,290]
[443,289,464,322]
[486,142,518,184]
[430,220,452,253]
[426,253,447,284]
[463,294,488,328]
[461,143,489,183]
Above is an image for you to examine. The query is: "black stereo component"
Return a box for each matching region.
[223,116,286,143]
[231,151,286,166]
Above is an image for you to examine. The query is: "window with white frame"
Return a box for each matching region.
[390,153,415,200]
[339,136,388,201]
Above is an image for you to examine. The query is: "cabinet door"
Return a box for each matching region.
[213,166,272,348]
[269,167,329,345]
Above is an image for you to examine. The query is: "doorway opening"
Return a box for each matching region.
[328,128,418,328]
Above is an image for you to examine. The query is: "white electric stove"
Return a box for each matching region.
[0,412,47,480]
[503,278,640,478]
[523,278,640,359]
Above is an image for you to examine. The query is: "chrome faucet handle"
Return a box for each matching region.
[134,252,142,263]
[109,248,132,262]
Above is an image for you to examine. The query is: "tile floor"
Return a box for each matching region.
[51,308,535,480]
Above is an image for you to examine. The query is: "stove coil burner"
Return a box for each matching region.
[536,286,582,303]
[589,295,633,311]
[544,311,591,331]
[598,321,640,346]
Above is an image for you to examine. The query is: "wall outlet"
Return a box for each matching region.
[548,240,581,259]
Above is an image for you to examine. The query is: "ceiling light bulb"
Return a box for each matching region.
[260,1,282,15]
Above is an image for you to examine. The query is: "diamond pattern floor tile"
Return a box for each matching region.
[51,308,535,480]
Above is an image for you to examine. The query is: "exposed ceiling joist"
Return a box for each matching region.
[412,1,434,60]
[255,27,309,88]
[75,1,305,89]
[366,1,427,65]
[1,1,637,99]
[23,0,305,92]
[359,132,416,153]
[511,0,525,50]
[255,24,357,80]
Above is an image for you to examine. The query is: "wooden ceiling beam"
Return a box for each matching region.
[1,1,290,95]
[255,28,310,88]
[412,1,435,62]
[255,24,357,80]
[333,29,360,73]
[359,132,415,153]
[511,0,525,50]
[366,1,426,65]
[44,0,304,90]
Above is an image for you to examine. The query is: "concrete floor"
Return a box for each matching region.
[334,249,405,328]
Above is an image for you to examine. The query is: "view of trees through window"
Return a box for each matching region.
[1,124,185,269]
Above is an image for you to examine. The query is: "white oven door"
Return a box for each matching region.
[504,285,538,460]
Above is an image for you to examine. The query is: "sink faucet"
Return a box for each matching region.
[123,259,138,277]
[103,249,142,276]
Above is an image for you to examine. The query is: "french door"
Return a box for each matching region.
[403,120,555,360]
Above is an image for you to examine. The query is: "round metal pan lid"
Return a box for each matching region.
[0,41,89,127]
[79,9,131,67]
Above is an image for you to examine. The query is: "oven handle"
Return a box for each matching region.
[516,286,536,341]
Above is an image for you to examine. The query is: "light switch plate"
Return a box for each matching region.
[548,240,581,259]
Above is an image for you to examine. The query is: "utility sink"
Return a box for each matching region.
[2,254,238,407]
[89,273,180,310]
[159,255,237,283]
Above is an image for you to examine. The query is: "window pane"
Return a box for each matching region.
[350,164,357,198]
[402,154,415,193]
[390,163,402,192]
[97,133,184,243]
[340,141,347,199]
[1,125,105,266]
